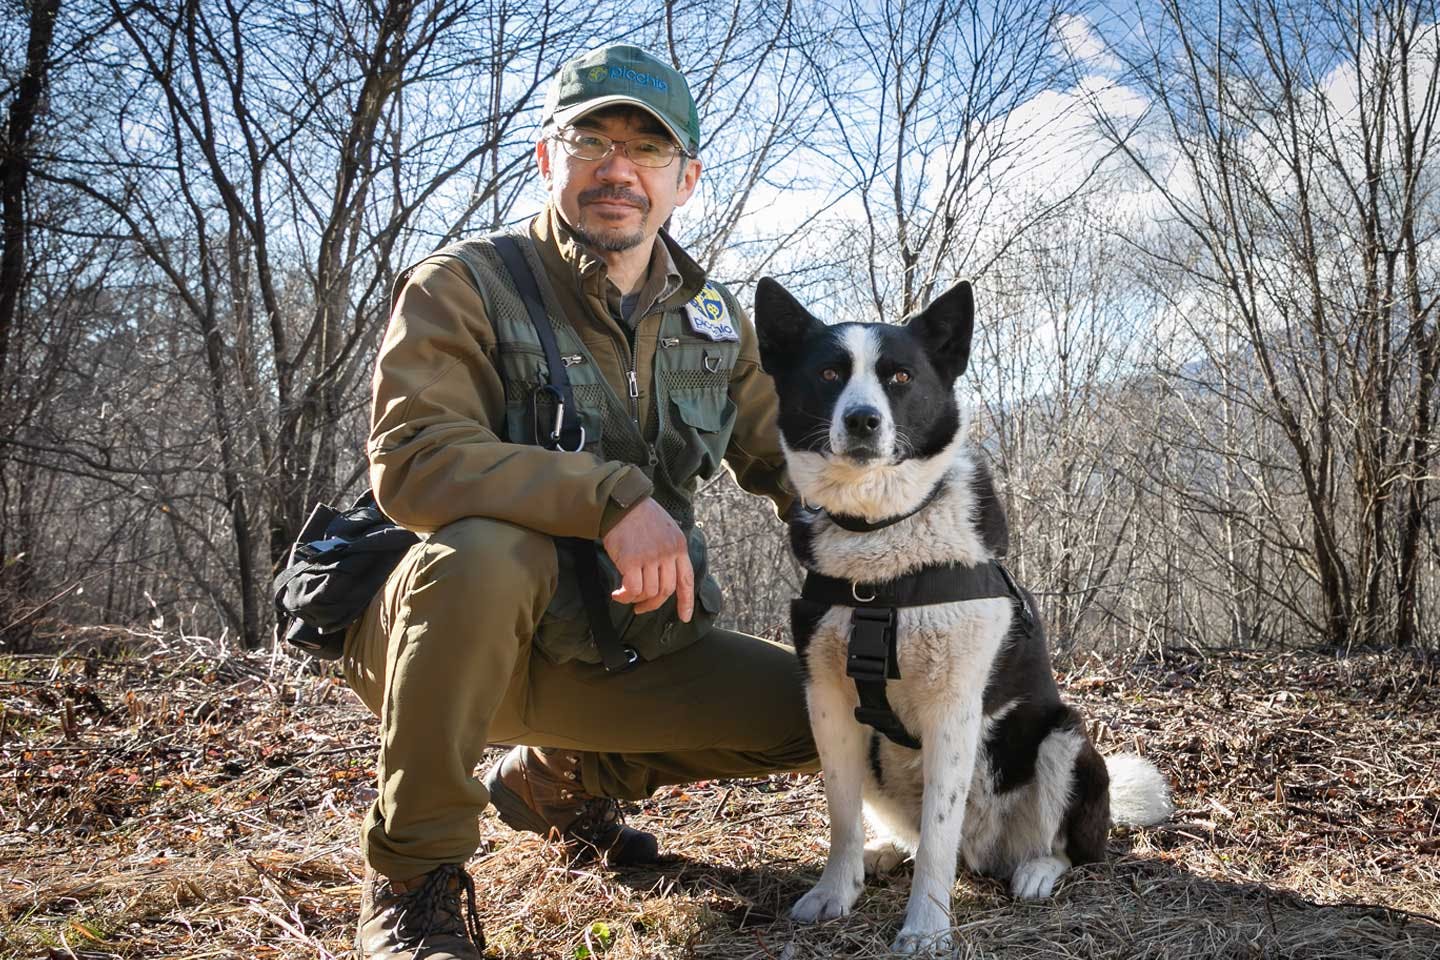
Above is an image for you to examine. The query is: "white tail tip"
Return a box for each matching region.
[1105,753,1173,826]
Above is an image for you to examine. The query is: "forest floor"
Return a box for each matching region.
[2,628,1438,959]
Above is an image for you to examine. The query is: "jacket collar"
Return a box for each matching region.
[530,201,707,314]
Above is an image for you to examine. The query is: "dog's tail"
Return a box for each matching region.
[1104,754,1173,826]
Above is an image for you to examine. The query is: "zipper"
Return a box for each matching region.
[614,343,640,426]
[660,337,680,348]
[572,273,645,432]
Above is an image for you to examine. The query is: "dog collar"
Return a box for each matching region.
[820,479,947,532]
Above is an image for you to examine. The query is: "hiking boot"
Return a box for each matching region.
[357,862,485,959]
[482,746,659,866]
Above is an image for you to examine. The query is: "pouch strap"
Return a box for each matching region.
[563,538,640,674]
[493,236,631,672]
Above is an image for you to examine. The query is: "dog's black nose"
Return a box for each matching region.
[843,406,883,437]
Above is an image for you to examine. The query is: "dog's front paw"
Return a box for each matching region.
[891,900,953,955]
[890,923,953,955]
[790,878,861,923]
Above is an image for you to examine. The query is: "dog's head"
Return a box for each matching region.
[754,277,974,513]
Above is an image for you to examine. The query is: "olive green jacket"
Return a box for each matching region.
[367,203,792,662]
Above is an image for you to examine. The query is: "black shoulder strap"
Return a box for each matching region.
[564,538,641,674]
[490,234,636,674]
[491,235,585,453]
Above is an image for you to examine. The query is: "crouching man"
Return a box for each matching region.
[341,44,817,958]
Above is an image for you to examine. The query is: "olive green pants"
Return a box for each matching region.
[342,516,818,881]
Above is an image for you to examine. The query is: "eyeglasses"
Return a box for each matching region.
[554,128,693,168]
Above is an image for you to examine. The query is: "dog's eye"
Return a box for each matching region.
[889,369,912,385]
[821,368,840,382]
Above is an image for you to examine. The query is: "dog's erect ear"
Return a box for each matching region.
[904,279,974,380]
[753,277,822,376]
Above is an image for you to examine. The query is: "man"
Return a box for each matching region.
[343,44,817,959]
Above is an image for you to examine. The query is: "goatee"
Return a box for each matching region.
[575,186,650,252]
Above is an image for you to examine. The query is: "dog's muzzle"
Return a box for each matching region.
[839,405,885,461]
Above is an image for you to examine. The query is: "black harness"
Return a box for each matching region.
[798,505,1033,750]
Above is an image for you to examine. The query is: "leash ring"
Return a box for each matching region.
[852,582,877,603]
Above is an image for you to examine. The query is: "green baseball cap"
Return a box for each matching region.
[543,44,701,152]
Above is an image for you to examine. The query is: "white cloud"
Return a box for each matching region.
[1058,13,1121,73]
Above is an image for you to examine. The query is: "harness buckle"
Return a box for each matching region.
[847,607,898,681]
[846,654,888,682]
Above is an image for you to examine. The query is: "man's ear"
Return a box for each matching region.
[904,280,974,381]
[754,277,822,376]
[673,155,702,206]
[536,136,552,185]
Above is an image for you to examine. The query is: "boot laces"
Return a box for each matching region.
[393,863,486,951]
[568,796,623,845]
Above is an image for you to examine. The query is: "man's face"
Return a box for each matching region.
[536,108,702,253]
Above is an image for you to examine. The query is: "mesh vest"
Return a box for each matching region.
[429,232,743,664]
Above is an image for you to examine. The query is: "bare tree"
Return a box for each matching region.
[789,0,1094,320]
[970,198,1164,651]
[1095,0,1440,648]
[0,0,59,397]
[14,0,649,645]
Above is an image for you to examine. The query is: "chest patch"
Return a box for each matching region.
[685,284,740,342]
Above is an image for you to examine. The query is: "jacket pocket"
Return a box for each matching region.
[667,390,737,482]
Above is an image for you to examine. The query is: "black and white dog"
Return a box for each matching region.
[753,277,1171,953]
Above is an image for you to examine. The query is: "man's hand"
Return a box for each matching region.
[601,498,694,622]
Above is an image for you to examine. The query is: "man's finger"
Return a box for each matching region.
[677,552,695,623]
[635,562,658,603]
[612,565,645,603]
[634,560,677,615]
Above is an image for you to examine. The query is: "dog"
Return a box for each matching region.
[752,277,1172,954]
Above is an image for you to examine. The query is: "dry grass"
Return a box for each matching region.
[1,628,1437,959]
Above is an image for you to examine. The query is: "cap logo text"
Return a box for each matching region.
[609,65,668,92]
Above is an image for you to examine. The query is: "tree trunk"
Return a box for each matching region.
[0,0,58,397]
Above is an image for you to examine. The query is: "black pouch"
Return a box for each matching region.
[273,491,419,659]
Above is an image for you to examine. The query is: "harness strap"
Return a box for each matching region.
[800,560,1017,609]
[801,559,1031,749]
[847,608,920,749]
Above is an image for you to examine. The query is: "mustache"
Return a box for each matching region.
[578,186,650,213]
